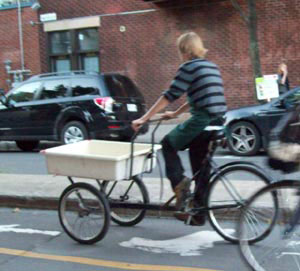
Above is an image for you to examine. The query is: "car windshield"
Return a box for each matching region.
[270,87,300,108]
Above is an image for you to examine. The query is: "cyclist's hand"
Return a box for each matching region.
[131,118,146,132]
[161,111,176,119]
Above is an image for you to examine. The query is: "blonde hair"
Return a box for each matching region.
[278,63,287,74]
[177,32,208,59]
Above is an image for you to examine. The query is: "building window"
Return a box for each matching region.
[50,31,71,55]
[78,29,98,51]
[49,28,99,73]
[54,57,71,72]
[80,54,99,72]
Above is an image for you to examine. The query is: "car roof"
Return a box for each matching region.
[27,71,102,82]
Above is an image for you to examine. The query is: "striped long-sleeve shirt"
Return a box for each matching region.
[162,58,227,116]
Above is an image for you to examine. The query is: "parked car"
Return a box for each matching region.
[225,87,300,156]
[0,71,148,151]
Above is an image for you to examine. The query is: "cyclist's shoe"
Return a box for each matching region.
[174,177,191,210]
[174,211,188,221]
[189,215,206,226]
[174,212,206,226]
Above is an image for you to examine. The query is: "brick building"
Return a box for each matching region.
[0,0,299,110]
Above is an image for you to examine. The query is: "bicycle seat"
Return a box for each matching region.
[204,126,225,140]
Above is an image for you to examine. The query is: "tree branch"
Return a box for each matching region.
[230,0,250,25]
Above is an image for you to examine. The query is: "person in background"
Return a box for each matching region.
[277,63,290,95]
[131,32,227,225]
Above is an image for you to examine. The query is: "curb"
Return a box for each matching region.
[0,195,59,210]
[0,195,178,218]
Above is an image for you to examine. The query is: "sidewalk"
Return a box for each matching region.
[0,174,174,210]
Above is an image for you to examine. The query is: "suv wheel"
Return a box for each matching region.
[61,121,88,144]
[16,140,39,151]
[227,121,261,156]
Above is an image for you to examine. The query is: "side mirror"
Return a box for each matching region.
[274,99,285,108]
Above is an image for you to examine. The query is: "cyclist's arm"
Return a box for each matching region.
[162,102,190,119]
[132,64,191,131]
[132,96,170,131]
[174,102,189,115]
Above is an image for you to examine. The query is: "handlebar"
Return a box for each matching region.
[131,117,177,139]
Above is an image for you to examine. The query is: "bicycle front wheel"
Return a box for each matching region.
[207,164,275,243]
[240,180,300,271]
[102,176,149,226]
[59,182,110,244]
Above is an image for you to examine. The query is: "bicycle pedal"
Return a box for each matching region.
[185,215,193,225]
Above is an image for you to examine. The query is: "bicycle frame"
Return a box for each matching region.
[101,124,260,213]
[186,138,247,215]
[66,120,271,215]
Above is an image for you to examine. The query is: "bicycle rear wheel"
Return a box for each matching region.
[207,163,276,243]
[102,176,149,226]
[59,182,110,244]
[239,180,300,271]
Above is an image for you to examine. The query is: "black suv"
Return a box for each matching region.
[0,71,148,151]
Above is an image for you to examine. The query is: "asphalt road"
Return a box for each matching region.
[0,208,250,271]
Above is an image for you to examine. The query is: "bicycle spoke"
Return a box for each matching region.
[59,183,110,244]
[239,181,300,271]
[243,210,261,238]
[208,164,273,243]
[103,177,148,226]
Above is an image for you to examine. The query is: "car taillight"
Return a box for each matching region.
[94,97,115,112]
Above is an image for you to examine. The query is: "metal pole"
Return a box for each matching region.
[17,0,25,71]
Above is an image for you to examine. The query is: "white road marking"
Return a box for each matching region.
[0,224,60,236]
[120,230,234,256]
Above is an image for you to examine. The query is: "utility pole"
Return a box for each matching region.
[230,0,262,79]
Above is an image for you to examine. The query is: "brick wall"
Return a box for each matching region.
[0,0,299,111]
[0,7,39,90]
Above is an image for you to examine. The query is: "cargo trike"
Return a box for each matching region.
[42,119,276,245]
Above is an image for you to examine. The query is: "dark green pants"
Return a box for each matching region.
[161,113,223,202]
[161,132,211,203]
[161,111,211,199]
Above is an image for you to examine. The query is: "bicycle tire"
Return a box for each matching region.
[102,176,149,226]
[206,163,276,243]
[58,182,110,244]
[239,180,300,271]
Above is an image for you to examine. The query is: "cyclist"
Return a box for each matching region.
[132,32,227,225]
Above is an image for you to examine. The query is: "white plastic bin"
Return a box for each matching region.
[42,140,161,180]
